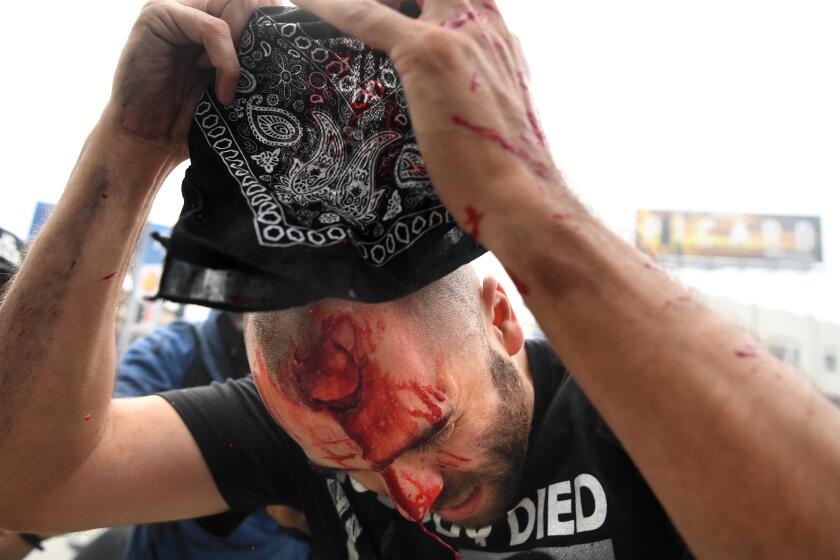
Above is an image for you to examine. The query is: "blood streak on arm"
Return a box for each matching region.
[451,114,555,181]
[516,72,547,148]
[735,343,761,358]
[100,272,117,281]
[463,206,485,240]
[470,71,481,93]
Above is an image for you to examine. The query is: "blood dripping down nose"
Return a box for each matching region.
[381,467,461,560]
[380,466,441,522]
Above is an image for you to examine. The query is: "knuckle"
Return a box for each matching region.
[342,1,370,24]
[241,0,262,13]
[421,28,461,58]
[139,1,165,19]
[392,26,472,75]
[205,17,232,40]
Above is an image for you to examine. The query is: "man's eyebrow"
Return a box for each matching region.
[405,408,455,453]
[307,409,457,475]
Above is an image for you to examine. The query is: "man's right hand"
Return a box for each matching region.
[102,0,277,162]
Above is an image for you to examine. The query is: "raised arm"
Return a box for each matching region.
[0,0,276,533]
[291,0,840,557]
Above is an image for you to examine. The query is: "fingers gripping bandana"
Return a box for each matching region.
[155,3,485,311]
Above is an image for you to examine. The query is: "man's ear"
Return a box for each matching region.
[480,276,525,357]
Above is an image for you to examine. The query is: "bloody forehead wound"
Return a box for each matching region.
[275,307,449,469]
[292,313,368,411]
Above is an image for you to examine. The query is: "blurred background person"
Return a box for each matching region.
[105,309,312,560]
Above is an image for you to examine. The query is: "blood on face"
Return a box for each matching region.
[253,308,452,521]
[436,450,470,470]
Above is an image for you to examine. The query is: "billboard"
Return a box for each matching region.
[636,210,822,268]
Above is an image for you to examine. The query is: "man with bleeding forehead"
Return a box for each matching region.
[247,271,532,527]
[2,0,840,559]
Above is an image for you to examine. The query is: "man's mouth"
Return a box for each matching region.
[435,485,483,522]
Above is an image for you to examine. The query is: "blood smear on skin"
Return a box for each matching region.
[735,343,760,358]
[289,310,448,467]
[418,522,460,560]
[281,310,458,555]
[84,414,92,422]
[380,467,459,559]
[470,71,481,92]
[381,467,440,522]
[463,206,484,240]
[451,114,554,180]
[101,272,117,281]
[437,450,469,463]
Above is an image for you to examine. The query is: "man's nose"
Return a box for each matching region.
[380,456,444,522]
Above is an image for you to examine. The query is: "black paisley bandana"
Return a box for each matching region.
[155,2,485,311]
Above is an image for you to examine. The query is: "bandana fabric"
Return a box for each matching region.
[156,3,485,311]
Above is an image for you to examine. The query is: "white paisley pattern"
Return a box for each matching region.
[192,6,455,266]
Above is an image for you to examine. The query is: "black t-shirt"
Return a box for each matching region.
[162,340,691,559]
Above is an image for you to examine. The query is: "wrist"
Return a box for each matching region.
[479,179,678,305]
[468,172,588,260]
[94,105,185,176]
[79,119,182,202]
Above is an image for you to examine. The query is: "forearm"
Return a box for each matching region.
[482,185,840,557]
[0,119,177,522]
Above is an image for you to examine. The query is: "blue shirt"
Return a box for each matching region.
[115,312,310,560]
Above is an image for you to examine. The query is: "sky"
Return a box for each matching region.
[1,1,839,324]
